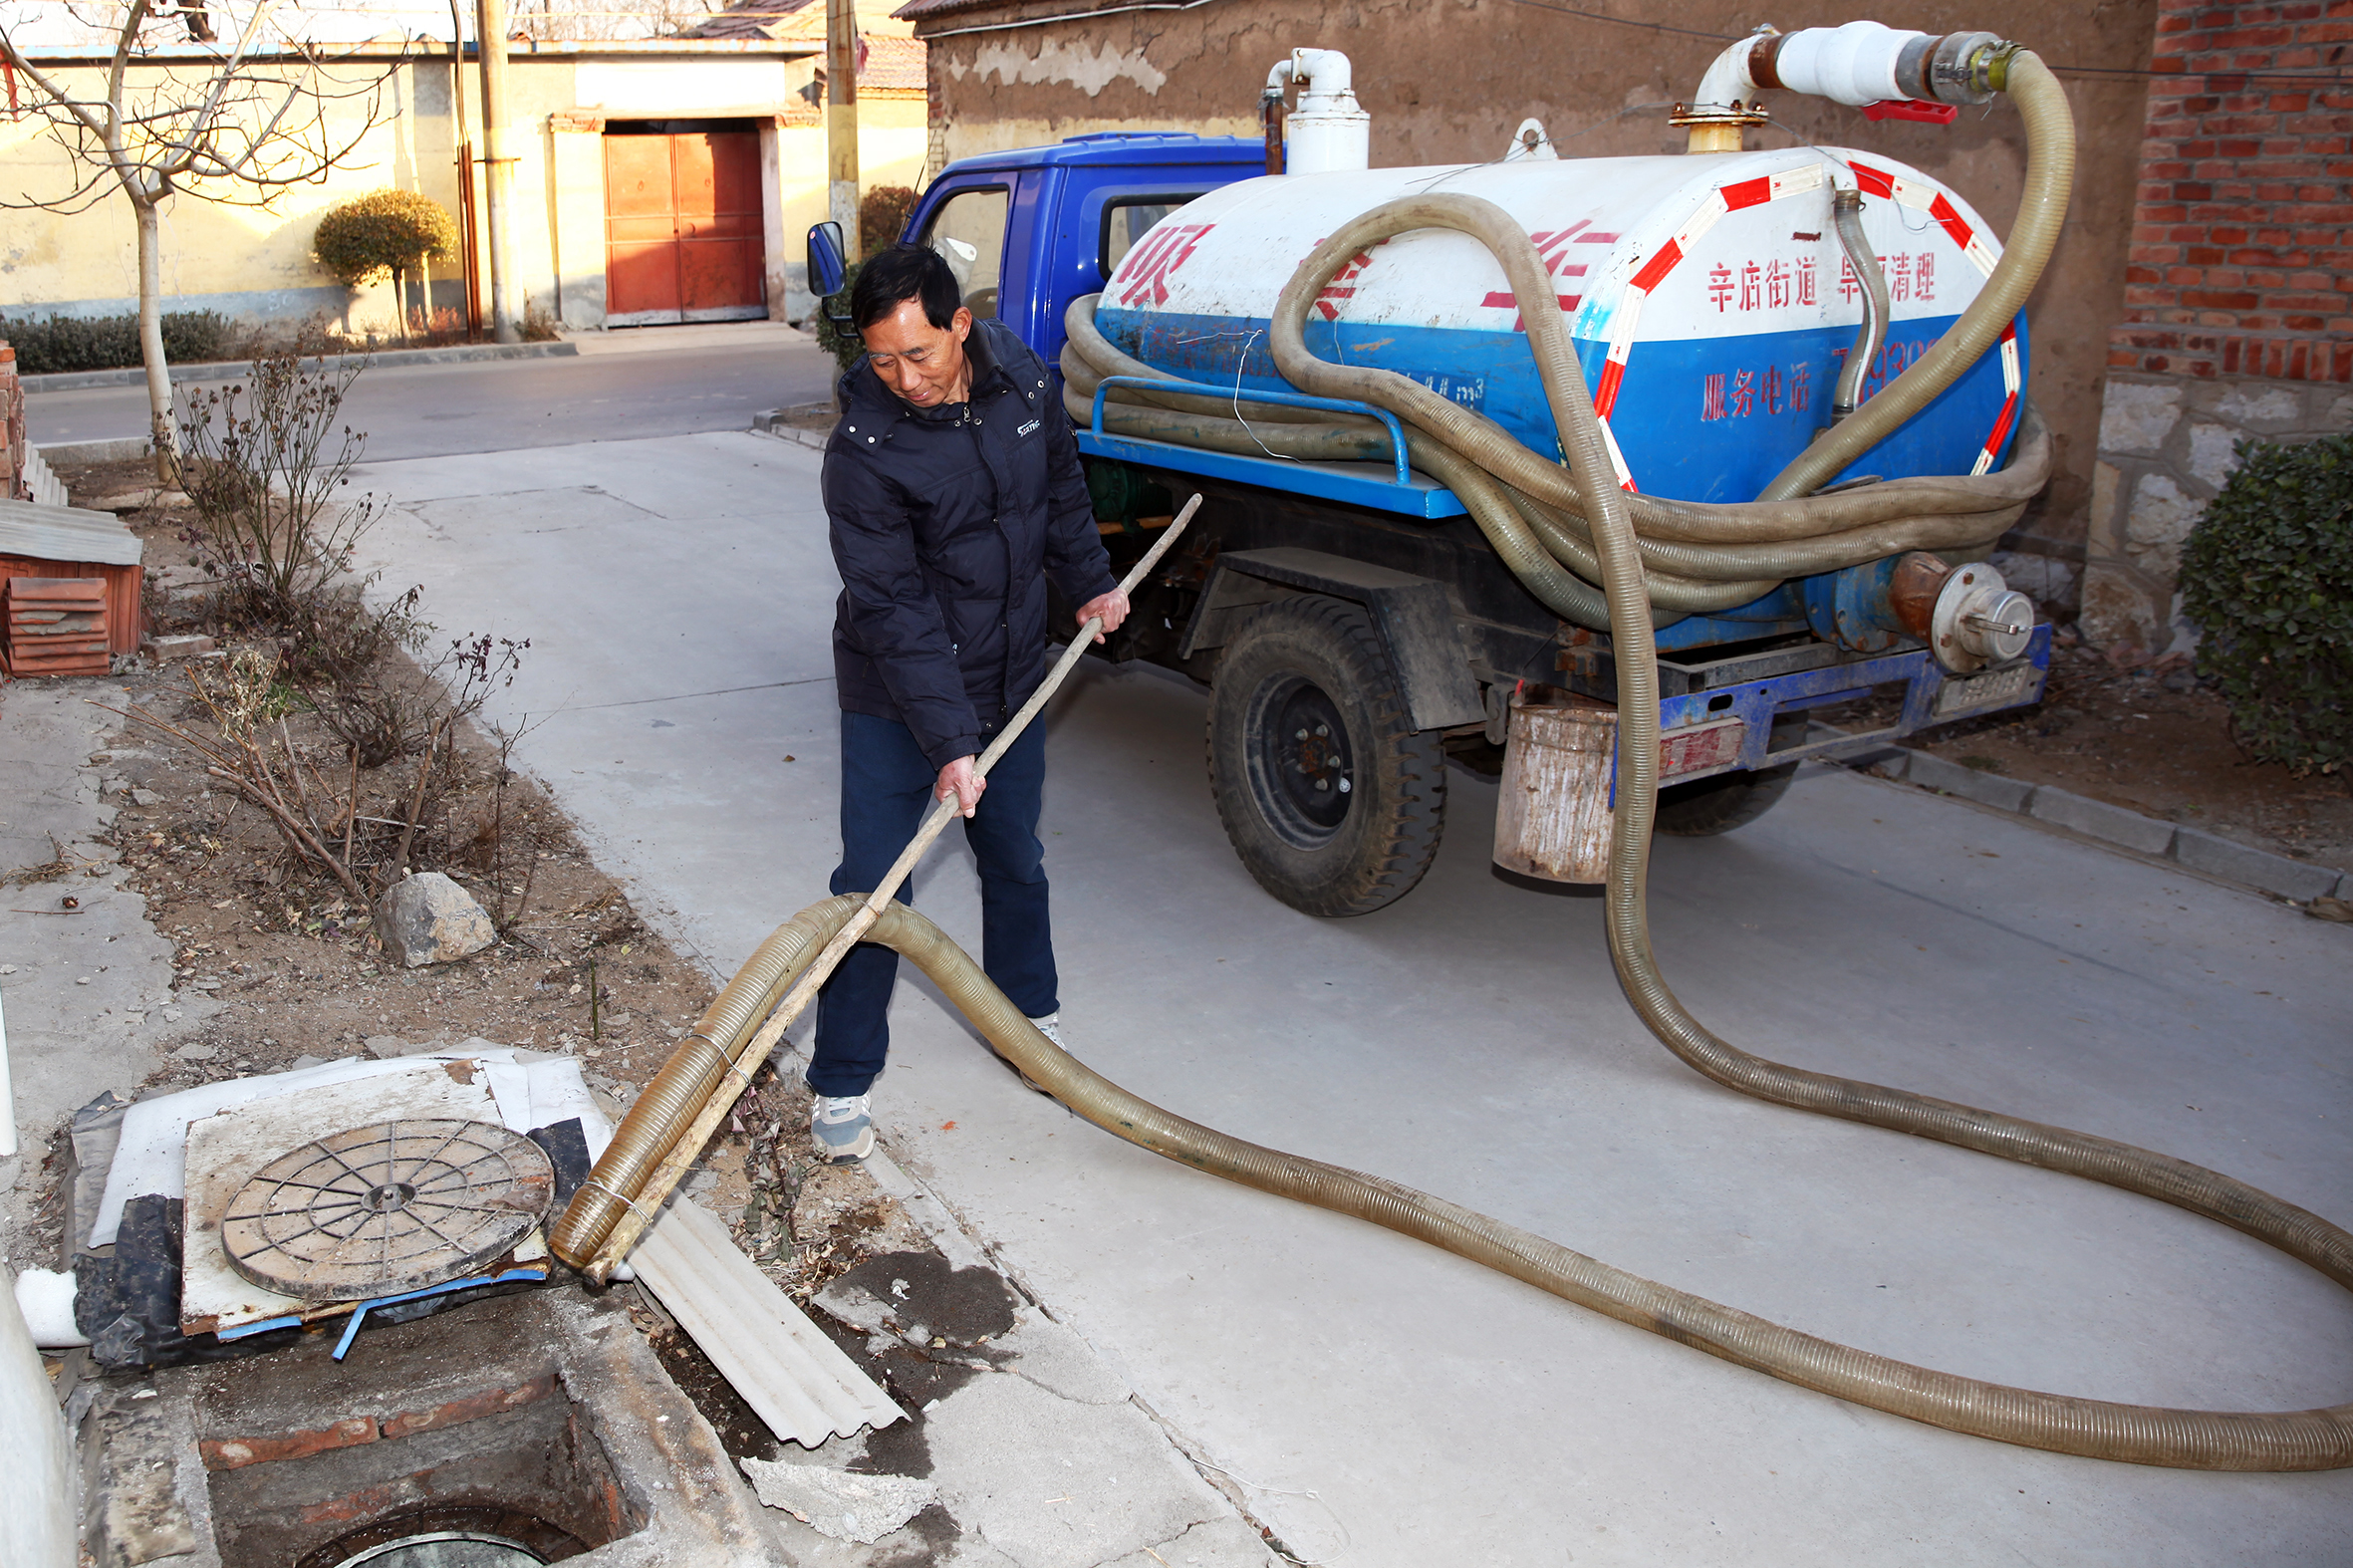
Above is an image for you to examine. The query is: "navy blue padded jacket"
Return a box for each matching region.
[822,319,1118,772]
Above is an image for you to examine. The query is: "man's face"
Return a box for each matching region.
[862,297,974,409]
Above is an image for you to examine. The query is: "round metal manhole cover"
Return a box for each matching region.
[221,1119,555,1302]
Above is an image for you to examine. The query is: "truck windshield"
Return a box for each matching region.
[922,186,1009,320]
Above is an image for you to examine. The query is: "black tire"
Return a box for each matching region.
[1653,713,1808,837]
[1206,597,1445,916]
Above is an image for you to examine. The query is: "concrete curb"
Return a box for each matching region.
[1838,741,2350,905]
[751,406,831,451]
[32,436,153,464]
[19,340,577,394]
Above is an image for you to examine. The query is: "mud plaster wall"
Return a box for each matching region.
[915,0,2161,575]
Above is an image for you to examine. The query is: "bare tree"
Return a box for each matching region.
[0,3,393,474]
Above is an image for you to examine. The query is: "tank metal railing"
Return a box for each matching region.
[1090,375,1413,485]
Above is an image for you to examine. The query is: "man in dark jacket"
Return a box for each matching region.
[810,243,1126,1162]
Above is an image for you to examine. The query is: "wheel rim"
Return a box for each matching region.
[1247,673,1355,847]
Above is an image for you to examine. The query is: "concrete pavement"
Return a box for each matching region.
[350,429,2353,1567]
[0,682,217,1263]
[25,321,839,462]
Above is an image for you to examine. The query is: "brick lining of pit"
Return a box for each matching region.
[83,1287,787,1567]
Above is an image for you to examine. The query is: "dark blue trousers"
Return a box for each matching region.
[809,710,1057,1098]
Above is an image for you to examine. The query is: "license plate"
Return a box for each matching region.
[1935,661,2041,716]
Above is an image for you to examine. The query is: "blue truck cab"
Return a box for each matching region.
[901,133,1267,392]
[844,133,2052,916]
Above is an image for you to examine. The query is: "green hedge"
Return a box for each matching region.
[2181,431,2353,775]
[0,311,233,375]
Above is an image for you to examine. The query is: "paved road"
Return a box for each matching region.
[350,430,2353,1568]
[24,326,839,461]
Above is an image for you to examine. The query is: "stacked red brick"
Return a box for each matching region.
[2112,0,2353,382]
[3,576,112,676]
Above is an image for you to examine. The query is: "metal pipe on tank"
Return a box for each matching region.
[1828,188,1889,423]
[1264,49,1368,174]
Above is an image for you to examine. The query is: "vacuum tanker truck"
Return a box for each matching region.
[807,25,2058,917]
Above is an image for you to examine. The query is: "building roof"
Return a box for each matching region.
[677,0,921,86]
[672,0,820,40]
[891,0,1027,22]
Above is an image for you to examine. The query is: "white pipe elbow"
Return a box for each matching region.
[1691,35,1762,113]
[1288,47,1355,98]
[1771,20,1927,108]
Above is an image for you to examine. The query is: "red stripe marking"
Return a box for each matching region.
[1928,192,1974,251]
[1629,239,1682,295]
[1848,160,1896,198]
[1721,175,1773,210]
[1593,358,1627,416]
[1998,320,2018,347]
[1980,391,2019,457]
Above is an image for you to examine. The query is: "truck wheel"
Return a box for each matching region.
[1207,597,1445,916]
[1652,714,1808,837]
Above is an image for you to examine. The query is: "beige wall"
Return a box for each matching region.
[0,47,920,336]
[915,0,2160,563]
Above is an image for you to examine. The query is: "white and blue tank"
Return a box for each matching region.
[1096,145,2025,502]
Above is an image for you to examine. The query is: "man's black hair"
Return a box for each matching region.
[850,243,963,333]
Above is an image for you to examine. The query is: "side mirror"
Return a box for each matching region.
[806,221,848,298]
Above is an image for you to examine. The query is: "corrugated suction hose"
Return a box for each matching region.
[556,51,2353,1469]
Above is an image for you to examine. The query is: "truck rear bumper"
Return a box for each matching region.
[1655,624,2052,785]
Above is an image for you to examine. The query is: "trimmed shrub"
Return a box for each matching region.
[313,189,457,288]
[860,184,918,255]
[0,311,232,374]
[2181,431,2353,775]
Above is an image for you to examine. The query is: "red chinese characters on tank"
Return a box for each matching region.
[1114,222,1215,307]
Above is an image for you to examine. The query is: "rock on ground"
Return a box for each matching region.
[374,872,495,966]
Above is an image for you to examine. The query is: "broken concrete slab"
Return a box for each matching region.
[923,1373,1236,1568]
[739,1458,938,1543]
[374,871,495,966]
[991,1310,1135,1408]
[1101,1518,1282,1568]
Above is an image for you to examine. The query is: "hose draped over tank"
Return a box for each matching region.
[1056,52,2074,628]
[554,48,2353,1471]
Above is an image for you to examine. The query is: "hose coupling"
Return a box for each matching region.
[1927,31,2011,105]
[1887,551,2036,672]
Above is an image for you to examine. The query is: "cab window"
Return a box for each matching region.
[921,186,1010,319]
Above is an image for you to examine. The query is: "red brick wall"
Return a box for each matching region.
[2110,0,2353,382]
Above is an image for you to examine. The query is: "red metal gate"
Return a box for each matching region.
[604,131,766,326]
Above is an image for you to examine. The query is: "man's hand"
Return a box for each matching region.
[1077,588,1131,645]
[936,755,984,818]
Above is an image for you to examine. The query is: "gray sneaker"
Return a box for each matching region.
[810,1092,874,1162]
[990,1013,1063,1095]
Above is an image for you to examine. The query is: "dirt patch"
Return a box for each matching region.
[1815,634,2353,877]
[26,458,936,1323]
